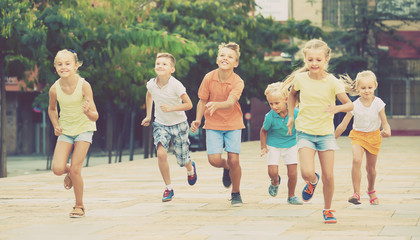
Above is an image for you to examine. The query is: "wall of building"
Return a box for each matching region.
[292,0,323,27]
[388,118,420,136]
[5,93,18,154]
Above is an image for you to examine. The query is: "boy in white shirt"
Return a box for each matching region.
[141,53,197,202]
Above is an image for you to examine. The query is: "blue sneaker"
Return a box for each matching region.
[287,196,303,205]
[162,189,174,202]
[231,192,243,207]
[323,210,337,224]
[188,161,197,185]
[268,175,281,197]
[302,173,319,202]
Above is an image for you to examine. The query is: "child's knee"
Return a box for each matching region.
[52,166,66,176]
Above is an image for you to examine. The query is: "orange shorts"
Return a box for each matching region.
[348,129,382,155]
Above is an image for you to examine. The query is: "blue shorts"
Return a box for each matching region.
[152,121,191,167]
[296,131,338,151]
[206,129,242,155]
[57,131,94,144]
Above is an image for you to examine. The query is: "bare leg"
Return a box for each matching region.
[299,147,317,183]
[318,150,335,210]
[156,143,170,185]
[268,165,279,185]
[227,152,241,193]
[208,153,229,169]
[70,141,90,207]
[351,144,365,196]
[286,164,298,198]
[52,141,73,176]
[366,151,379,204]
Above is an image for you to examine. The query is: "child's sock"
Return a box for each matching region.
[166,184,173,191]
[187,169,194,176]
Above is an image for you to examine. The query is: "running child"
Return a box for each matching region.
[260,81,303,205]
[48,49,99,218]
[190,42,245,206]
[287,39,354,223]
[335,70,391,205]
[141,53,197,202]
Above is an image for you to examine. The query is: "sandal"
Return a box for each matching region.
[348,192,361,205]
[367,190,379,205]
[69,206,85,218]
[64,173,72,190]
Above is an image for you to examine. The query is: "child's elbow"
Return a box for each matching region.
[186,102,193,110]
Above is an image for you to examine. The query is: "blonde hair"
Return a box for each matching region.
[281,39,331,100]
[156,52,176,66]
[340,70,378,96]
[218,42,240,60]
[54,49,83,67]
[265,82,288,99]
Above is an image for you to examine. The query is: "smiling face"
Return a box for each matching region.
[216,47,239,70]
[304,49,329,75]
[54,51,79,79]
[154,56,175,78]
[266,94,287,114]
[357,77,377,100]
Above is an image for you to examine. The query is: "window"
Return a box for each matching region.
[322,0,354,27]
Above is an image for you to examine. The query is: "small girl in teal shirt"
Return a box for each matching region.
[260,82,303,205]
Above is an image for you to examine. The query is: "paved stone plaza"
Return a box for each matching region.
[1,136,419,240]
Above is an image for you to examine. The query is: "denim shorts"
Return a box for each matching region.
[206,129,242,155]
[152,121,191,167]
[57,131,94,144]
[296,131,339,151]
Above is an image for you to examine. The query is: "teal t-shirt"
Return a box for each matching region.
[263,108,298,148]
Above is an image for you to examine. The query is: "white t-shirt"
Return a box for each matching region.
[146,76,188,126]
[351,97,385,132]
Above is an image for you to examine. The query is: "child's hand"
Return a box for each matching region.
[54,126,63,136]
[141,117,151,127]
[380,129,391,138]
[160,104,172,112]
[286,117,294,135]
[205,102,218,116]
[190,120,201,133]
[261,147,268,157]
[82,98,91,114]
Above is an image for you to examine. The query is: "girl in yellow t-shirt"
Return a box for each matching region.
[286,39,353,224]
[48,49,98,218]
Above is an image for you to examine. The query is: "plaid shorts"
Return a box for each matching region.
[152,121,191,167]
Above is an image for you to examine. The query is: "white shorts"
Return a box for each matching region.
[267,145,298,166]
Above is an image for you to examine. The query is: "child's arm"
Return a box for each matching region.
[82,81,99,122]
[379,108,391,137]
[260,127,269,157]
[48,85,62,136]
[205,94,237,116]
[141,91,153,126]
[191,99,207,133]
[160,93,193,112]
[334,112,353,139]
[286,86,298,135]
[326,93,353,114]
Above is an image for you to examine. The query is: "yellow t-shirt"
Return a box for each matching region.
[293,72,344,135]
[55,77,96,136]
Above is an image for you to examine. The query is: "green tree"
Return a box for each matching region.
[325,0,420,78]
[145,0,323,106]
[0,0,47,177]
[32,0,200,163]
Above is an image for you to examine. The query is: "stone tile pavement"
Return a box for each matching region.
[0,136,419,240]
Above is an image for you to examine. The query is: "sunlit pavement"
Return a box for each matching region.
[1,136,420,240]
